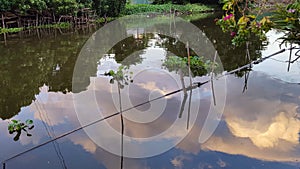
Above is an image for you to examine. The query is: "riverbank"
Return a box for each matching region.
[0,3,218,35]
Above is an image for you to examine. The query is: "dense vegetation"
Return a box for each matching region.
[121,3,215,15]
[0,0,126,17]
[151,0,219,4]
[0,0,219,18]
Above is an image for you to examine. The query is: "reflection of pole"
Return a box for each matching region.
[3,32,6,46]
[186,42,192,85]
[186,42,192,129]
[288,42,293,72]
[1,13,7,45]
[178,69,186,118]
[117,81,124,169]
[210,51,217,106]
[290,48,300,63]
[242,42,251,92]
[187,87,192,130]
[246,41,251,61]
[242,71,250,93]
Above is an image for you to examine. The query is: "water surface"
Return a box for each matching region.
[0,13,299,169]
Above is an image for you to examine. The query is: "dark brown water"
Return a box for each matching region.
[0,13,299,169]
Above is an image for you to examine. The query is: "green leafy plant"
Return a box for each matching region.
[8,119,34,141]
[0,27,23,34]
[162,55,217,76]
[104,65,133,89]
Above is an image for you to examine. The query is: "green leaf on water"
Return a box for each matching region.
[15,125,21,131]
[26,119,33,125]
[11,120,18,123]
[8,124,14,132]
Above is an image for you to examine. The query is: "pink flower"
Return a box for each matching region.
[223,14,233,21]
[230,31,236,37]
[287,9,296,13]
[256,22,261,28]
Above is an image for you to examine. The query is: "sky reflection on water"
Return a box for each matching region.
[0,13,300,169]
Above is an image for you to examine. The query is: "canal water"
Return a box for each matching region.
[0,13,299,169]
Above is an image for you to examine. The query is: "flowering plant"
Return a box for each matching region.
[217,0,299,46]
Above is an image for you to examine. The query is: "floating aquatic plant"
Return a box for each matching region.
[104,65,133,88]
[8,119,34,141]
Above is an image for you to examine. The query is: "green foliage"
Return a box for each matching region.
[93,0,126,17]
[0,0,123,17]
[151,0,220,5]
[20,0,47,11]
[0,27,23,34]
[121,3,214,15]
[0,23,70,34]
[104,65,133,89]
[95,17,115,23]
[8,119,34,141]
[0,0,27,12]
[217,0,274,46]
[0,0,13,11]
[0,0,214,17]
[216,13,273,46]
[152,0,186,4]
[162,55,215,76]
[49,0,79,15]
